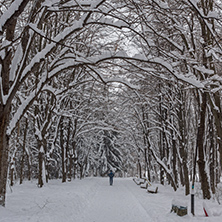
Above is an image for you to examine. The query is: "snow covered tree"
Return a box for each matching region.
[1,0,222,207]
[0,0,132,206]
[118,0,222,196]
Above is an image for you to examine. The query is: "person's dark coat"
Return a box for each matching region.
[108,170,114,185]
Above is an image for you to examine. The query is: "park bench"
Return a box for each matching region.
[133,178,146,185]
[133,178,158,193]
[171,199,188,216]
[147,186,158,194]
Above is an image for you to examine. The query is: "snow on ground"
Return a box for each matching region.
[0,177,222,222]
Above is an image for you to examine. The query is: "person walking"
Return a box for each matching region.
[108,170,114,185]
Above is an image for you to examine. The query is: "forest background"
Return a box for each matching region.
[0,0,222,207]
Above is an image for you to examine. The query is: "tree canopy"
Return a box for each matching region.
[1,0,222,206]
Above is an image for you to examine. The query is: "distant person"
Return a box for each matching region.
[108,170,114,185]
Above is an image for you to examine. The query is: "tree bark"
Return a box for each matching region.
[197,92,211,199]
[38,150,44,188]
[10,161,14,187]
[172,137,178,187]
[137,152,142,178]
[20,118,28,185]
[178,94,190,195]
[60,117,66,183]
[209,92,222,169]
[209,113,216,194]
[0,108,10,206]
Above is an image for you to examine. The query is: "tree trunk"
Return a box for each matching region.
[210,92,222,170]
[20,118,28,185]
[159,94,166,185]
[60,117,66,183]
[27,155,31,181]
[20,145,25,185]
[209,113,216,194]
[71,119,78,180]
[66,119,71,181]
[68,155,73,181]
[73,141,77,180]
[10,163,14,187]
[197,92,211,199]
[179,139,190,195]
[0,110,10,206]
[172,137,178,187]
[177,89,190,195]
[0,1,18,206]
[144,148,151,180]
[38,149,44,188]
[137,155,142,178]
[159,132,165,185]
[197,0,214,199]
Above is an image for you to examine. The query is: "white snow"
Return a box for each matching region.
[193,65,214,75]
[0,0,24,32]
[9,44,23,82]
[1,177,222,222]
[7,72,47,135]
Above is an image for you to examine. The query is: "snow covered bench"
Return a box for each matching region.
[147,187,158,194]
[171,199,187,216]
[140,181,148,189]
[171,205,187,216]
[133,178,146,185]
[133,178,155,191]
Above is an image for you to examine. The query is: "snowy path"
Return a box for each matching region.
[1,177,222,222]
[80,178,151,222]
